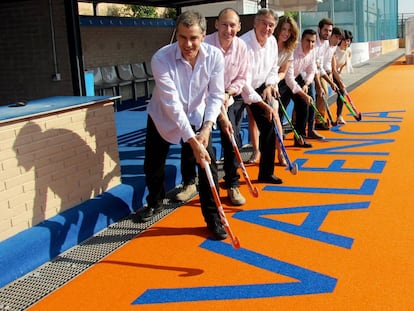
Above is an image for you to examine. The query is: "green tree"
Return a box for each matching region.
[284,11,299,22]
[162,8,177,19]
[106,5,122,17]
[124,5,158,18]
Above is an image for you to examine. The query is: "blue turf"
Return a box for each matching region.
[0,97,250,288]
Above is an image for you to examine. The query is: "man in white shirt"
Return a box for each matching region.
[333,29,353,124]
[315,25,343,130]
[312,17,338,134]
[240,8,283,184]
[284,29,318,148]
[138,11,227,240]
[176,8,248,206]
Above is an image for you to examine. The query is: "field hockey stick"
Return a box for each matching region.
[276,97,304,145]
[202,159,241,249]
[272,118,298,175]
[309,99,328,126]
[219,104,258,197]
[343,90,362,120]
[337,90,361,121]
[228,132,259,198]
[322,95,337,126]
[267,100,298,175]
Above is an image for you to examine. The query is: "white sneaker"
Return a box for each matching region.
[337,116,346,124]
[227,187,246,206]
[175,184,197,202]
[278,153,287,167]
[245,149,260,164]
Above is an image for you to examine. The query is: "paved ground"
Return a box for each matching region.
[336,48,405,93]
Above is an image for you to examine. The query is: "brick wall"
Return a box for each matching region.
[0,101,121,242]
[81,25,172,68]
[78,14,256,69]
[0,0,74,105]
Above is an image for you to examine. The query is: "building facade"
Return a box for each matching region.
[300,0,398,43]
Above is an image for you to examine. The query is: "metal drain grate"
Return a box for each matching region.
[0,200,181,311]
[0,149,252,311]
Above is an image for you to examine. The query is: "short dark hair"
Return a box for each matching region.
[255,8,278,22]
[344,29,353,42]
[332,27,344,37]
[176,10,206,33]
[302,28,317,39]
[318,17,333,29]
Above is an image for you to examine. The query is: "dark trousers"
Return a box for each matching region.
[248,84,276,179]
[278,79,292,122]
[333,75,344,117]
[227,97,246,148]
[180,139,197,186]
[277,77,314,136]
[307,81,316,131]
[219,98,245,188]
[144,116,219,224]
[181,98,245,189]
[279,76,314,136]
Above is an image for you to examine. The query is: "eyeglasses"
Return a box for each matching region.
[257,19,276,29]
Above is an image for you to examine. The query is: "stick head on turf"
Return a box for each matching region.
[250,187,259,198]
[290,163,298,175]
[231,236,241,249]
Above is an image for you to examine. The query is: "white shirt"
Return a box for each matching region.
[285,42,317,94]
[147,42,224,144]
[323,44,338,73]
[315,36,329,76]
[278,48,294,68]
[240,29,280,104]
[335,46,351,69]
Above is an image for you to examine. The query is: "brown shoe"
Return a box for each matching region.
[227,187,246,206]
[175,183,197,202]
